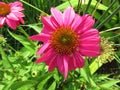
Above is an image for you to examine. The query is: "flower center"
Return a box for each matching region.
[50,27,79,55]
[0,3,10,16]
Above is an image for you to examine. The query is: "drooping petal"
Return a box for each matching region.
[0,17,5,25]
[19,17,24,24]
[57,55,64,73]
[74,53,85,68]
[37,42,50,56]
[12,12,25,17]
[51,8,63,26]
[7,13,19,20]
[63,7,75,26]
[11,7,24,12]
[6,18,19,29]
[63,56,68,81]
[68,55,77,70]
[35,48,53,63]
[30,33,50,43]
[48,55,57,71]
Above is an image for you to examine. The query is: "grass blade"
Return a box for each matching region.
[84,0,92,14]
[96,6,120,29]
[94,0,118,27]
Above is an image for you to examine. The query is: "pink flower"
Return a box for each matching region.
[0,1,24,30]
[30,7,100,81]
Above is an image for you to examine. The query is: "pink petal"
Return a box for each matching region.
[79,44,100,51]
[19,17,24,24]
[63,7,75,26]
[11,7,24,12]
[37,42,50,55]
[7,13,19,21]
[79,49,100,57]
[63,56,68,81]
[12,12,25,17]
[74,52,85,68]
[10,1,23,7]
[80,38,100,44]
[41,16,55,31]
[50,16,59,28]
[68,55,77,70]
[57,55,64,73]
[80,29,99,38]
[48,55,57,72]
[35,48,53,63]
[0,17,5,25]
[6,18,19,29]
[0,2,5,4]
[30,33,50,43]
[71,14,82,30]
[51,8,63,26]
[77,15,95,33]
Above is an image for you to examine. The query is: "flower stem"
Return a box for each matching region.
[96,6,120,29]
[19,0,48,15]
[100,27,120,34]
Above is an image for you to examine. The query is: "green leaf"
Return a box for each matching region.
[56,0,108,11]
[100,79,120,89]
[10,80,37,90]
[0,45,13,69]
[26,23,42,33]
[80,60,99,88]
[37,72,53,90]
[8,30,35,53]
[48,81,56,90]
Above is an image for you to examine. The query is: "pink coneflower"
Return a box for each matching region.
[0,1,24,30]
[30,7,100,81]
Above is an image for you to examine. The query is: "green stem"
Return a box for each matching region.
[84,0,92,14]
[18,26,29,38]
[96,6,120,29]
[68,0,72,7]
[94,0,117,27]
[100,27,120,34]
[17,26,36,47]
[6,43,17,52]
[92,0,102,16]
[20,0,48,15]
